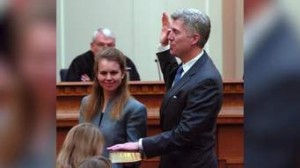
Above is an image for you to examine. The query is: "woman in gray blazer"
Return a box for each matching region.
[79,48,147,168]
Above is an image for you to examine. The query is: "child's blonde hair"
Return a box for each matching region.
[79,155,112,168]
[56,123,104,168]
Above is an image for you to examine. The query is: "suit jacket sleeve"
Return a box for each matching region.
[156,50,178,89]
[142,79,221,158]
[122,101,147,168]
[124,103,147,141]
[65,60,82,81]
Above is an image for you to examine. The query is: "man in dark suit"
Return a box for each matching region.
[108,8,223,168]
[65,28,140,81]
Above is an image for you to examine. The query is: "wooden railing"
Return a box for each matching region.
[56,80,244,168]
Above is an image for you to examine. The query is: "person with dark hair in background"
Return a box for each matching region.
[108,8,223,168]
[65,28,140,82]
[79,47,147,168]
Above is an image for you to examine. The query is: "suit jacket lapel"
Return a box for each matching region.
[160,52,208,114]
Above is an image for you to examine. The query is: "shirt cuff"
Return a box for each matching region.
[138,138,144,150]
[157,44,170,53]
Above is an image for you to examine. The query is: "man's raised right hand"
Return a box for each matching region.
[160,12,171,46]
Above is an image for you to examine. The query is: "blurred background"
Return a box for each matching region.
[244,0,300,167]
[0,0,55,167]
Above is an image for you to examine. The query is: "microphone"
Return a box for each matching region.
[154,59,162,81]
[126,67,131,80]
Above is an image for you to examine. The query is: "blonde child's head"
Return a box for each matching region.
[57,123,104,168]
[79,155,112,168]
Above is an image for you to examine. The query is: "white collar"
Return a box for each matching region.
[181,50,204,76]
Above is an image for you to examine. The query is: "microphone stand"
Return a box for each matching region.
[154,59,162,81]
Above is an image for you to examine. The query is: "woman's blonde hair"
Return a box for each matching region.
[83,47,130,121]
[79,155,112,168]
[56,123,104,168]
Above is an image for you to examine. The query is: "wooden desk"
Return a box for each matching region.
[57,80,243,168]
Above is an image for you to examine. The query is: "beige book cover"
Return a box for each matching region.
[109,151,141,163]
